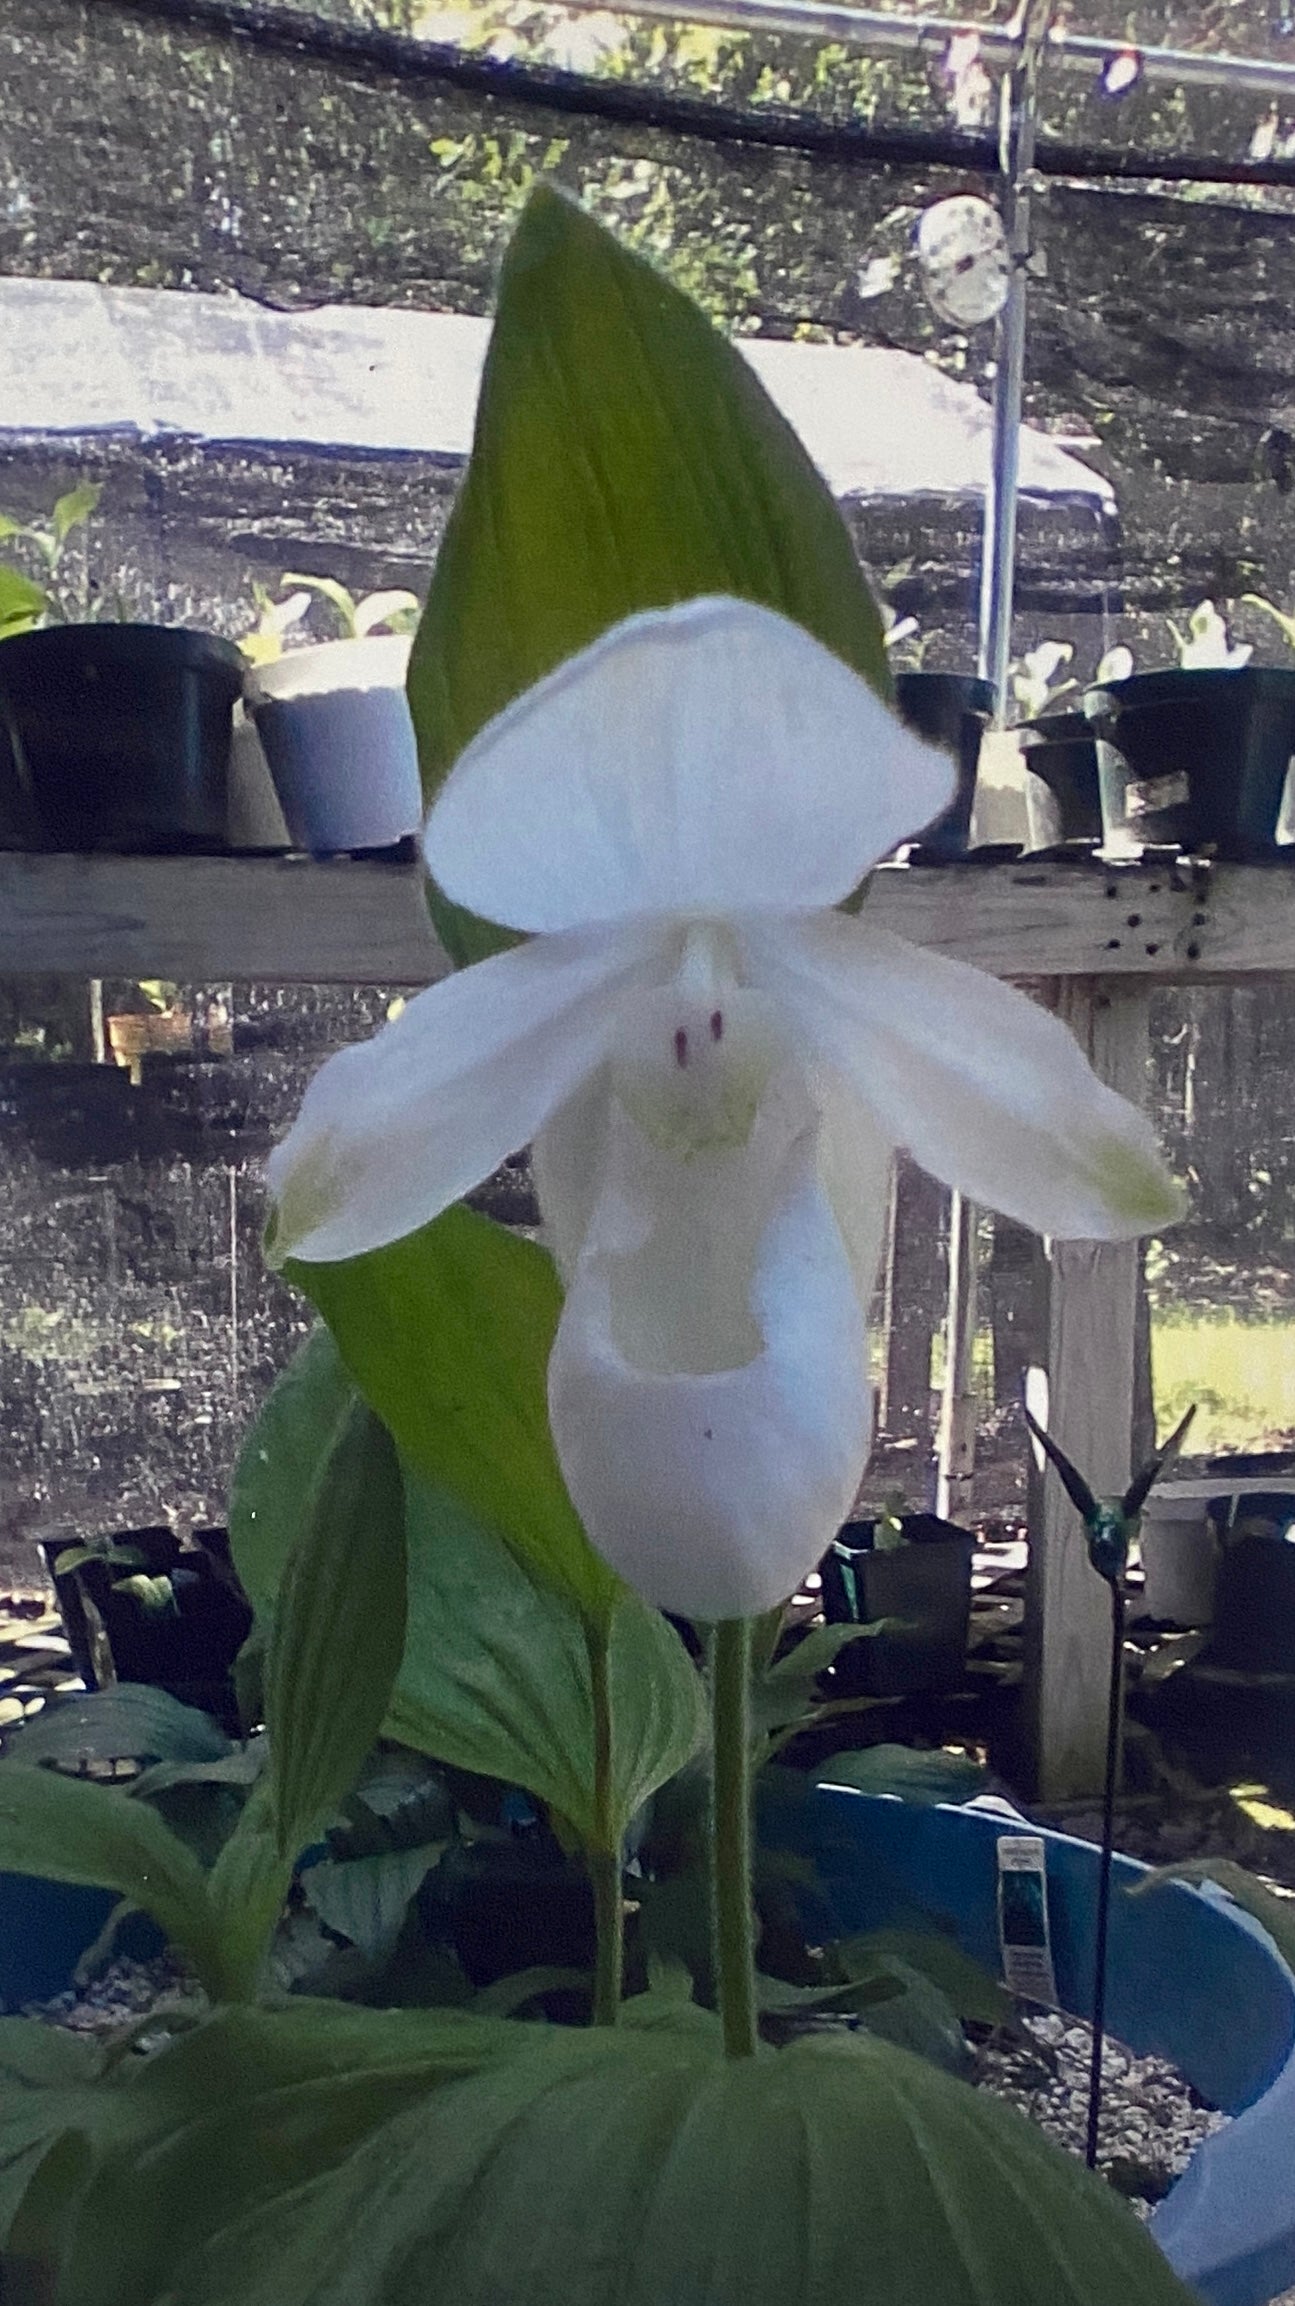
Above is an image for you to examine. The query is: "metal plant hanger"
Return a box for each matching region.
[1023,1401,1197,2170]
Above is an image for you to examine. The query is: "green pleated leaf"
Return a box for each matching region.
[0,2021,104,2257]
[226,1337,700,1846]
[283,1209,620,1633]
[814,1743,988,1805]
[229,1324,357,1623]
[0,1766,226,1997]
[265,1398,408,1860]
[408,185,890,966]
[391,1477,703,1849]
[750,1623,889,1745]
[9,1686,233,1771]
[203,1784,298,2001]
[146,2024,1197,2306]
[301,1842,449,1962]
[44,1999,517,2306]
[841,1928,1020,2033]
[0,566,47,632]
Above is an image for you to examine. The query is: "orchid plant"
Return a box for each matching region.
[0,191,1195,2306]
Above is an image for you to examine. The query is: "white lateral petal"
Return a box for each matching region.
[425,597,955,934]
[533,1066,614,1287]
[813,1063,897,1312]
[743,913,1184,1240]
[266,923,662,1265]
[547,1084,874,1621]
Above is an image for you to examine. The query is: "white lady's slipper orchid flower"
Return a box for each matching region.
[268,596,1181,1622]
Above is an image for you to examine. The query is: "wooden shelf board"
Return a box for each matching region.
[1,849,1294,982]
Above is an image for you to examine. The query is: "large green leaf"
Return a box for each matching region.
[300,1842,449,1962]
[814,1743,988,1806]
[227,1352,700,1847]
[0,565,46,632]
[38,1998,517,2306]
[408,185,890,966]
[0,2021,103,2257]
[143,2023,1196,2306]
[843,1928,1020,2034]
[9,1686,232,1770]
[284,1210,619,1632]
[229,1324,356,1622]
[391,1477,702,1849]
[750,1623,888,1746]
[0,1765,226,1997]
[265,1397,408,1859]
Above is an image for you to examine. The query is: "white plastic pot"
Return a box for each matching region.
[1138,1487,1222,1627]
[245,634,422,853]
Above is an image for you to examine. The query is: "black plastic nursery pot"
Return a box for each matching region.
[821,1513,975,1698]
[38,1523,182,1689]
[1207,1493,1295,1674]
[893,674,994,859]
[1084,666,1295,858]
[1020,710,1102,845]
[0,624,244,853]
[42,1525,253,1731]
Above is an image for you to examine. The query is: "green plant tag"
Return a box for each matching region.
[283,1208,620,1634]
[408,186,890,964]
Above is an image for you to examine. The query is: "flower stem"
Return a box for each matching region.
[588,1626,623,2027]
[711,1617,758,2059]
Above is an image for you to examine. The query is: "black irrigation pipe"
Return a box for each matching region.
[101,0,1295,191]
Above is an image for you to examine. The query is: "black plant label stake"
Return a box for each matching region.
[1024,1403,1196,2171]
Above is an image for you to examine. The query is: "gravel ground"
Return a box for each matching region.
[28,1963,1226,2210]
[973,2009,1226,2210]
[30,1961,1295,2301]
[24,1953,199,2043]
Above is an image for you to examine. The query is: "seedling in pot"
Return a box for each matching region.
[1023,1401,1196,2171]
[1167,600,1251,670]
[1240,591,1295,653]
[239,574,419,664]
[0,482,104,636]
[240,576,425,852]
[1012,641,1133,724]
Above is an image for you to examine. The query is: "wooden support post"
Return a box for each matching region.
[936,1190,979,1524]
[880,1157,945,1443]
[1025,979,1155,1801]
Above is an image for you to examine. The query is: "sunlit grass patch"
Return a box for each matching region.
[1153,1307,1295,1456]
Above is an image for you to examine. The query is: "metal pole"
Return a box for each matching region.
[977,0,1053,716]
[936,1188,979,1523]
[562,0,1295,104]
